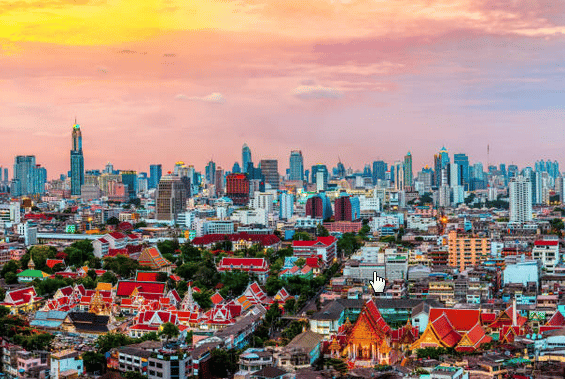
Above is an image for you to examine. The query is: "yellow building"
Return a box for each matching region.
[447,230,490,271]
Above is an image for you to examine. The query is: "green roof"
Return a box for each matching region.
[17,269,49,278]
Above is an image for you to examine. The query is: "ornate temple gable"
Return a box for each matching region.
[410,322,443,350]
[346,299,390,345]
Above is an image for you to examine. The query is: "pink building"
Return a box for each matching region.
[292,236,338,265]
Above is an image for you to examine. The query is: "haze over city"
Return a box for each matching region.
[2,0,565,176]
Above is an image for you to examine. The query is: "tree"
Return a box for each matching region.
[180,242,201,262]
[106,217,119,226]
[157,240,180,256]
[265,276,284,296]
[160,322,180,341]
[295,258,306,268]
[156,272,169,283]
[99,272,118,285]
[316,224,330,237]
[5,272,17,285]
[265,301,282,326]
[209,349,239,378]
[292,231,313,241]
[82,351,106,374]
[283,298,296,314]
[123,372,146,379]
[1,260,20,278]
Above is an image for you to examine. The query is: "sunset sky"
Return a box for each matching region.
[1,0,564,178]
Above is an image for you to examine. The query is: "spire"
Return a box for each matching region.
[28,252,35,270]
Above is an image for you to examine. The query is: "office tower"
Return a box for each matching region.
[334,194,361,221]
[394,161,404,191]
[439,146,450,167]
[12,156,46,197]
[363,164,372,178]
[104,162,114,174]
[316,171,326,192]
[453,153,469,190]
[156,175,187,221]
[205,160,216,184]
[438,185,451,207]
[289,150,304,181]
[449,163,460,188]
[304,169,310,183]
[215,167,224,196]
[305,194,333,220]
[149,164,162,190]
[403,152,413,188]
[556,176,564,202]
[280,192,294,220]
[372,161,387,184]
[242,144,252,174]
[336,160,346,178]
[509,176,533,223]
[226,173,250,205]
[120,171,138,200]
[433,154,442,188]
[311,164,329,187]
[508,165,519,179]
[70,122,84,196]
[259,159,279,189]
[232,162,241,174]
[137,173,148,193]
[416,166,434,193]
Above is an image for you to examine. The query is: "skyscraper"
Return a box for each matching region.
[335,194,361,221]
[226,173,250,205]
[280,192,294,220]
[453,153,469,190]
[259,159,279,189]
[509,176,533,223]
[11,156,46,197]
[311,164,329,187]
[70,122,84,196]
[149,164,162,190]
[403,152,413,188]
[242,144,252,174]
[289,150,304,181]
[205,160,216,185]
[120,171,138,200]
[372,161,387,184]
[156,175,188,221]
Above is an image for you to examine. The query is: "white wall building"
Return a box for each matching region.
[509,175,533,223]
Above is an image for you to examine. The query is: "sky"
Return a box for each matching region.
[1,0,565,178]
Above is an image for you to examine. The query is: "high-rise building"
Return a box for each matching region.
[289,150,304,181]
[372,161,387,184]
[394,161,404,191]
[156,175,187,221]
[453,153,469,190]
[403,152,413,188]
[305,194,333,220]
[149,164,162,190]
[447,230,490,271]
[259,159,279,189]
[120,171,138,200]
[226,173,250,205]
[70,122,84,196]
[280,192,294,220]
[215,167,224,197]
[232,162,241,174]
[205,160,216,185]
[509,176,533,223]
[336,161,346,179]
[334,194,361,221]
[362,164,372,178]
[242,144,252,174]
[11,156,46,197]
[311,164,329,187]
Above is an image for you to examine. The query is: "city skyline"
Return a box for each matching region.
[1,1,565,176]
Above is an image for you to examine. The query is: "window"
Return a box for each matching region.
[149,370,155,375]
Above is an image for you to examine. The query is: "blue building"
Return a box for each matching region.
[11,155,47,196]
[120,171,138,200]
[149,164,162,189]
[503,258,540,288]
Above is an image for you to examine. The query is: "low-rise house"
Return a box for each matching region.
[277,331,324,370]
[148,350,193,379]
[235,348,275,379]
[50,349,84,379]
[217,257,270,284]
[251,366,293,379]
[309,301,345,337]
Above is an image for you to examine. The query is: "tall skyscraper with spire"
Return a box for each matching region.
[70,120,84,196]
[242,143,252,174]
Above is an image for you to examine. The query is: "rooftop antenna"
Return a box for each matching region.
[487,144,490,169]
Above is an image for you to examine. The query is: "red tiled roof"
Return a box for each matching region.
[136,271,160,282]
[107,248,129,257]
[46,259,65,269]
[457,322,491,351]
[535,240,559,246]
[218,257,268,272]
[431,313,461,347]
[192,232,280,247]
[292,236,337,247]
[4,286,40,305]
[116,281,166,297]
[546,311,565,326]
[210,291,224,305]
[98,238,108,244]
[108,232,127,240]
[429,308,481,332]
[364,299,392,335]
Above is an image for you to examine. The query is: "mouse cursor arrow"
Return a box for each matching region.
[369,272,386,293]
